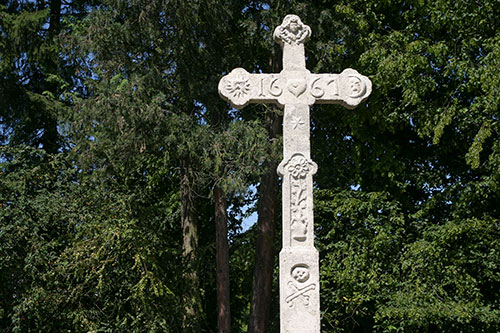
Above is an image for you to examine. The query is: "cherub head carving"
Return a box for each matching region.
[274,14,311,46]
[347,76,365,98]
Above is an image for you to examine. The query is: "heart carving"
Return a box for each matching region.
[287,79,306,97]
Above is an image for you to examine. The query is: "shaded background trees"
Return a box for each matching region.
[1,0,499,332]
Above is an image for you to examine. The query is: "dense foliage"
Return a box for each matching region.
[1,0,498,332]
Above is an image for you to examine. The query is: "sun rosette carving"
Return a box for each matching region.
[273,14,311,46]
[278,153,318,178]
[218,68,252,108]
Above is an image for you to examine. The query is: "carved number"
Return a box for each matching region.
[258,78,265,97]
[269,78,282,96]
[310,78,324,98]
[327,78,339,96]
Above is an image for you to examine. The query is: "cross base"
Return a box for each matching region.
[280,248,320,332]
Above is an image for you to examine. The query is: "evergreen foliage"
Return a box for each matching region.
[1,0,498,332]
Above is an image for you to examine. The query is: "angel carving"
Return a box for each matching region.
[274,14,311,46]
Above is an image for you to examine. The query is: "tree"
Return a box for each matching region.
[302,0,499,331]
[0,0,89,152]
[0,146,78,330]
[70,1,276,332]
[1,1,498,332]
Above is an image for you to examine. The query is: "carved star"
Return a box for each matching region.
[290,116,305,129]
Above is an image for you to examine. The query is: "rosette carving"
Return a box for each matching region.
[218,68,252,108]
[279,153,317,179]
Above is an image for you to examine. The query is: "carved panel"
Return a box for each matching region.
[310,68,372,109]
[287,79,307,97]
[286,264,316,307]
[218,70,284,108]
[218,68,252,108]
[274,14,311,46]
[346,75,365,98]
[278,153,317,243]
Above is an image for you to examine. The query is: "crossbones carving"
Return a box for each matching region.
[285,281,316,307]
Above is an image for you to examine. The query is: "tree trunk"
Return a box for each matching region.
[181,160,201,332]
[210,101,232,332]
[214,185,231,332]
[42,0,62,154]
[248,45,282,333]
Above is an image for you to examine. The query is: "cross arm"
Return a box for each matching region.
[308,69,372,110]
[218,68,282,109]
[219,67,372,110]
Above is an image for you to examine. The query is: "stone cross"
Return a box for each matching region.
[218,14,372,332]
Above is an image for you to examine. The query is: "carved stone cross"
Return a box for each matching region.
[218,14,372,332]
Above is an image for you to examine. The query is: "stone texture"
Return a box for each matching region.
[280,248,320,332]
[218,68,371,109]
[218,14,372,332]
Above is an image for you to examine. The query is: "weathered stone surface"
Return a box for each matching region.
[218,14,372,332]
[218,68,371,109]
[277,150,317,248]
[280,248,320,333]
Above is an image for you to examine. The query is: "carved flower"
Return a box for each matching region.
[288,155,310,179]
